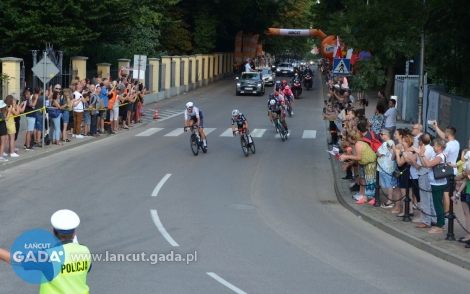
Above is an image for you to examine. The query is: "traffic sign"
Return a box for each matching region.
[133,55,147,71]
[32,56,59,84]
[333,58,350,76]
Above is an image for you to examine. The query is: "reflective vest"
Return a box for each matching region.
[39,243,91,294]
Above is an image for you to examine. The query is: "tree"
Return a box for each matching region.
[326,0,425,97]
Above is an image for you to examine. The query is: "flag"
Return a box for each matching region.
[249,34,259,59]
[334,37,342,59]
[243,32,252,60]
[234,30,243,65]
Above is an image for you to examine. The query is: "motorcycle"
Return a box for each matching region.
[303,73,313,90]
[291,78,302,99]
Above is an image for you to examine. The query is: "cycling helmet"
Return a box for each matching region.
[284,85,290,90]
[232,109,239,116]
[281,79,287,84]
[269,99,276,106]
[274,91,279,97]
[186,102,194,109]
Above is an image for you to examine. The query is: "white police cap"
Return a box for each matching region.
[51,209,80,234]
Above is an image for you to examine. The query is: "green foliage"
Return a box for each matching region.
[350,56,386,93]
[192,7,218,54]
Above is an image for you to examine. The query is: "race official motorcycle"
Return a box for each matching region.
[291,76,302,99]
[303,73,313,90]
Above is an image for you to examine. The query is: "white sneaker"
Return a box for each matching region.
[76,135,84,138]
[353,194,363,201]
[14,148,19,152]
[349,181,357,188]
[72,134,76,138]
[2,152,7,157]
[291,111,294,115]
[287,130,290,137]
[0,157,9,162]
[9,153,19,158]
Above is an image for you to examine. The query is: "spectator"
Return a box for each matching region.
[33,86,45,147]
[419,137,448,233]
[377,91,389,111]
[125,83,136,128]
[376,129,396,208]
[244,59,251,72]
[98,78,110,134]
[339,129,377,205]
[4,95,22,157]
[82,92,91,136]
[384,99,397,136]
[452,140,470,198]
[410,133,437,228]
[60,89,73,142]
[72,84,85,138]
[89,85,100,137]
[50,92,68,145]
[367,105,385,135]
[433,122,460,216]
[10,92,24,142]
[391,129,413,216]
[0,99,11,161]
[23,88,37,150]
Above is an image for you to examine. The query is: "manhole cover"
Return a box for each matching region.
[319,200,337,205]
[226,204,257,210]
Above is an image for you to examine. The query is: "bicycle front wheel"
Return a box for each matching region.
[190,133,199,156]
[249,138,256,154]
[278,123,286,142]
[240,135,249,157]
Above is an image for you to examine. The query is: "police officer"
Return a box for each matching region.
[0,209,91,294]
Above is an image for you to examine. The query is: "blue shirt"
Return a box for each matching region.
[100,88,108,108]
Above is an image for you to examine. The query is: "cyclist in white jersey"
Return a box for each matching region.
[183,102,207,148]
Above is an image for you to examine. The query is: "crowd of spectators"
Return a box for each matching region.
[320,67,470,246]
[0,74,151,162]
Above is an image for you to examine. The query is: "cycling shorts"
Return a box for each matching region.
[270,109,282,116]
[285,96,293,102]
[190,116,204,128]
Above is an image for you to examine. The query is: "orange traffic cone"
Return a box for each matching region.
[153,107,160,119]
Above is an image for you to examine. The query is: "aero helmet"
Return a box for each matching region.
[232,109,239,116]
[186,102,194,109]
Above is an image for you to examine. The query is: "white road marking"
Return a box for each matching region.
[302,130,317,138]
[151,174,172,196]
[150,210,179,247]
[164,128,185,137]
[250,128,266,138]
[163,109,184,114]
[220,128,234,137]
[203,128,216,135]
[136,128,164,137]
[207,272,247,294]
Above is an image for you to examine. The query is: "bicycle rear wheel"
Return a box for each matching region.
[240,135,249,157]
[190,133,199,156]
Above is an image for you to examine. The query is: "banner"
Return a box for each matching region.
[249,34,259,59]
[256,42,263,57]
[234,30,243,66]
[243,32,252,60]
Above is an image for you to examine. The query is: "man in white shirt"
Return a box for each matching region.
[410,133,437,227]
[72,84,85,138]
[411,123,423,147]
[384,99,397,136]
[244,59,251,72]
[433,122,460,214]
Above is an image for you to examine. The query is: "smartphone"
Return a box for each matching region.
[427,119,434,125]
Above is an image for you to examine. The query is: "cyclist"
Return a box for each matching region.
[183,102,207,149]
[281,79,288,91]
[282,85,294,115]
[267,95,289,136]
[231,109,253,143]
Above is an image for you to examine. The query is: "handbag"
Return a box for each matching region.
[392,166,408,179]
[47,107,61,118]
[432,154,454,180]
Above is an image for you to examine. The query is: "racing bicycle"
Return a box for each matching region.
[186,124,207,156]
[235,128,255,157]
[272,113,288,142]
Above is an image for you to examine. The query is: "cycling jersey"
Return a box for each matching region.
[231,113,247,126]
[184,106,204,127]
[184,106,201,120]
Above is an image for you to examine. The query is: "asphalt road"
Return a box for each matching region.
[1,71,470,293]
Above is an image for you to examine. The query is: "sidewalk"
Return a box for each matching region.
[0,108,157,171]
[328,90,470,270]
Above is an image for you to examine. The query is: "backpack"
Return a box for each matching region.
[361,131,382,152]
